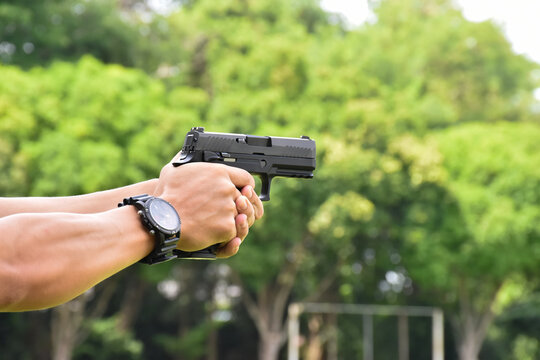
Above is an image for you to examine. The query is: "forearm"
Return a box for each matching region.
[0,206,153,312]
[0,179,158,218]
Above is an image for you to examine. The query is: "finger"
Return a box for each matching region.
[223,166,256,189]
[235,213,249,240]
[216,237,242,259]
[242,185,264,220]
[236,195,255,226]
[233,189,243,215]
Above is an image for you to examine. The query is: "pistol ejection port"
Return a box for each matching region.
[246,135,271,147]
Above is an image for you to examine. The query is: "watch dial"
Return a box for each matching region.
[148,199,180,232]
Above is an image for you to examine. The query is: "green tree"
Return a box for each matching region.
[0,0,150,68]
[0,56,208,197]
[404,122,540,360]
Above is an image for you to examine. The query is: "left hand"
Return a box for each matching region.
[216,184,264,258]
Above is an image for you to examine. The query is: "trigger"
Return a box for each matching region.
[259,174,271,201]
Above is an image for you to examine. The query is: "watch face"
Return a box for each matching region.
[148,198,181,233]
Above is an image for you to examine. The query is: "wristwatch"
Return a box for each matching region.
[118,194,181,265]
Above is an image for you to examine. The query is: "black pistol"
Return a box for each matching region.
[171,127,316,260]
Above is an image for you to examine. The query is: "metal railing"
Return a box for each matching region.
[287,302,444,360]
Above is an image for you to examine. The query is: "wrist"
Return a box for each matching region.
[105,206,155,264]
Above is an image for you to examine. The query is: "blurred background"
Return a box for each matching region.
[1,0,540,359]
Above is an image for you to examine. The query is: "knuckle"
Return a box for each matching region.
[216,184,236,201]
[219,218,237,240]
[226,201,237,214]
[241,216,249,226]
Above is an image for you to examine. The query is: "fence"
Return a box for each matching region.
[287,302,444,360]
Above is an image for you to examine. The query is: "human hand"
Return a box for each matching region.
[153,160,263,257]
[218,184,264,258]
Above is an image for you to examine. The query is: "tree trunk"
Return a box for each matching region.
[117,279,147,331]
[258,331,284,360]
[232,239,307,360]
[50,280,119,360]
[50,291,92,360]
[457,332,482,360]
[234,262,298,360]
[453,280,502,360]
[454,308,495,360]
[233,233,342,360]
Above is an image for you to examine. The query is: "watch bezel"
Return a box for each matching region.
[143,197,181,236]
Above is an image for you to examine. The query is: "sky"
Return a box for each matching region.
[320,0,540,65]
[320,0,540,99]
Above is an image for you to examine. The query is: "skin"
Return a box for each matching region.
[0,158,263,312]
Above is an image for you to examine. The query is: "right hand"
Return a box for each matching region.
[153,161,263,257]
